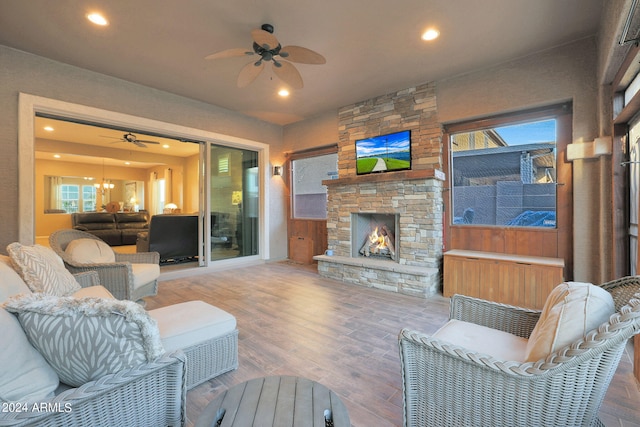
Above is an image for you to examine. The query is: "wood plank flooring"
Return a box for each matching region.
[145,261,640,427]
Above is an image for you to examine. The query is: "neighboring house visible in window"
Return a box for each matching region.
[450,119,557,228]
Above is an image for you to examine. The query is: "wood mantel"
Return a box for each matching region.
[323,169,445,186]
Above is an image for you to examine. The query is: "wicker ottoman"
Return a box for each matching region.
[149,300,238,389]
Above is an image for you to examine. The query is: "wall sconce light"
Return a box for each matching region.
[273,165,283,176]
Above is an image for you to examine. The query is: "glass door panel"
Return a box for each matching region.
[210,144,259,261]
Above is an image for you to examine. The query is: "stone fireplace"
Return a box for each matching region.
[314,83,445,298]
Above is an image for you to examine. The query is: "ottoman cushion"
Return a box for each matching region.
[149,301,236,353]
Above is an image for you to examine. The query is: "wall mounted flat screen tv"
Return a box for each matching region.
[355,130,411,175]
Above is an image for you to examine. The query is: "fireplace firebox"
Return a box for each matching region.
[352,213,399,261]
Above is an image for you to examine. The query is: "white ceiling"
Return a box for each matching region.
[0,0,604,126]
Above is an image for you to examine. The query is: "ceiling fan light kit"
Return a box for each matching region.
[206,23,326,90]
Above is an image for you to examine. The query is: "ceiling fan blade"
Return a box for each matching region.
[136,139,160,144]
[205,48,252,60]
[237,61,265,88]
[132,140,147,148]
[251,28,279,50]
[273,60,303,89]
[280,46,326,64]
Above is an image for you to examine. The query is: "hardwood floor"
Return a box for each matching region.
[144,261,640,427]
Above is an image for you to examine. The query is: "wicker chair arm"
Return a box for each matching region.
[450,294,541,338]
[72,271,100,288]
[115,251,160,264]
[65,263,133,300]
[0,351,186,427]
[599,276,640,311]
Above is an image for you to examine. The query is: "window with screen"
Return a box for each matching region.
[292,152,338,219]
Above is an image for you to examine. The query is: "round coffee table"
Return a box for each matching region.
[195,375,350,426]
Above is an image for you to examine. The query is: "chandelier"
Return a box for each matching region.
[94,159,114,194]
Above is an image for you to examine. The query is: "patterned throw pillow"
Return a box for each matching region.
[4,293,165,387]
[7,243,81,296]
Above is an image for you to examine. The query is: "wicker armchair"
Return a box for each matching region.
[0,351,186,427]
[399,277,640,427]
[49,229,160,302]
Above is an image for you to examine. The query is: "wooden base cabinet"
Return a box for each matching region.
[443,250,565,310]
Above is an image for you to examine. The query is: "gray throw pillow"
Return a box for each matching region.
[4,293,165,387]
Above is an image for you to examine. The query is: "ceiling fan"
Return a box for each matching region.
[205,23,326,89]
[103,132,161,148]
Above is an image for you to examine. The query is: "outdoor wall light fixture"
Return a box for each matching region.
[273,165,283,176]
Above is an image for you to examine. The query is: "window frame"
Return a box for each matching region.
[442,103,573,276]
[286,144,339,221]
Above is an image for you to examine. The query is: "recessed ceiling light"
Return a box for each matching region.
[87,12,108,26]
[53,154,61,159]
[422,28,440,41]
[124,161,131,165]
[278,89,290,97]
[43,126,54,132]
[162,144,170,149]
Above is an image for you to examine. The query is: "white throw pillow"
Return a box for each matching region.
[4,293,165,387]
[64,238,116,264]
[0,254,31,303]
[525,282,615,362]
[0,308,59,402]
[7,243,81,296]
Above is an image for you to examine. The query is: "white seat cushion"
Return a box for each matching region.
[131,263,160,289]
[149,301,237,353]
[0,255,31,303]
[432,318,528,362]
[72,285,115,299]
[525,281,615,362]
[64,238,116,264]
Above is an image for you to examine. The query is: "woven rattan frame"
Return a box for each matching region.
[49,229,159,301]
[399,277,640,427]
[0,351,187,427]
[184,329,239,389]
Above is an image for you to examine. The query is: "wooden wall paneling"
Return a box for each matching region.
[443,250,564,309]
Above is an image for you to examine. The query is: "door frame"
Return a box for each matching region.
[18,93,271,266]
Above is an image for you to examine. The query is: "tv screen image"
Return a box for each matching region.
[355,130,411,175]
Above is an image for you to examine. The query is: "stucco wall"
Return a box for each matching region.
[0,45,286,259]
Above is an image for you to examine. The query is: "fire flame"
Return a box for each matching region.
[369,227,387,250]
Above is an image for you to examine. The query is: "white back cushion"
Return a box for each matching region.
[0,254,31,303]
[0,308,59,402]
[525,282,615,362]
[64,238,116,264]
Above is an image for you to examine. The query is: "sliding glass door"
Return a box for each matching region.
[209,144,259,261]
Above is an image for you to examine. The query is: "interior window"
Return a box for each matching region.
[292,153,338,219]
[450,119,557,227]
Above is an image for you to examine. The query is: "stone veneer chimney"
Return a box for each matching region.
[315,83,446,298]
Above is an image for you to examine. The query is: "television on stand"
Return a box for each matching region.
[355,130,411,175]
